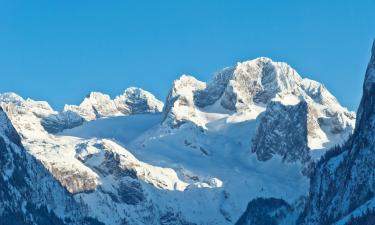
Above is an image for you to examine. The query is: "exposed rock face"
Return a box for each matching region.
[252,99,310,163]
[41,110,85,133]
[194,67,235,108]
[47,165,99,194]
[298,40,375,225]
[163,75,206,128]
[114,87,164,115]
[235,198,292,225]
[68,139,194,224]
[194,58,314,111]
[74,139,188,192]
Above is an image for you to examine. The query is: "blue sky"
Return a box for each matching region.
[0,0,374,110]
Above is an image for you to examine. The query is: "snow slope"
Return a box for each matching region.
[61,114,163,144]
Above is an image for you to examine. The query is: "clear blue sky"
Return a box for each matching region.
[0,0,374,111]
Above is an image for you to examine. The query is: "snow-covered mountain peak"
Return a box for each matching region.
[165,57,354,120]
[76,91,121,119]
[121,87,154,98]
[234,57,302,83]
[0,93,55,119]
[0,92,25,105]
[114,87,164,114]
[0,87,164,135]
[72,89,164,119]
[227,57,302,105]
[162,57,355,163]
[172,75,206,91]
[166,58,343,124]
[163,75,206,127]
[82,91,116,108]
[40,88,165,133]
[192,57,315,113]
[85,91,111,100]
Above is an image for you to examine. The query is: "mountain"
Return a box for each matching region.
[163,58,354,162]
[236,40,375,225]
[0,57,357,224]
[0,107,105,225]
[297,40,375,225]
[40,87,163,133]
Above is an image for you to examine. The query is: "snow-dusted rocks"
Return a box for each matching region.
[252,99,311,163]
[67,88,164,121]
[0,94,58,137]
[41,87,164,133]
[41,110,85,133]
[68,92,122,121]
[194,58,303,111]
[115,87,164,114]
[75,139,188,192]
[163,75,206,127]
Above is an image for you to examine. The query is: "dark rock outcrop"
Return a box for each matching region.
[251,100,311,163]
[235,198,292,225]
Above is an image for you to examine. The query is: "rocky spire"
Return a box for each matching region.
[355,39,375,139]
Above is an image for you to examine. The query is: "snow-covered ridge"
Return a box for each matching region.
[41,87,164,133]
[0,92,24,105]
[0,88,164,135]
[62,87,163,122]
